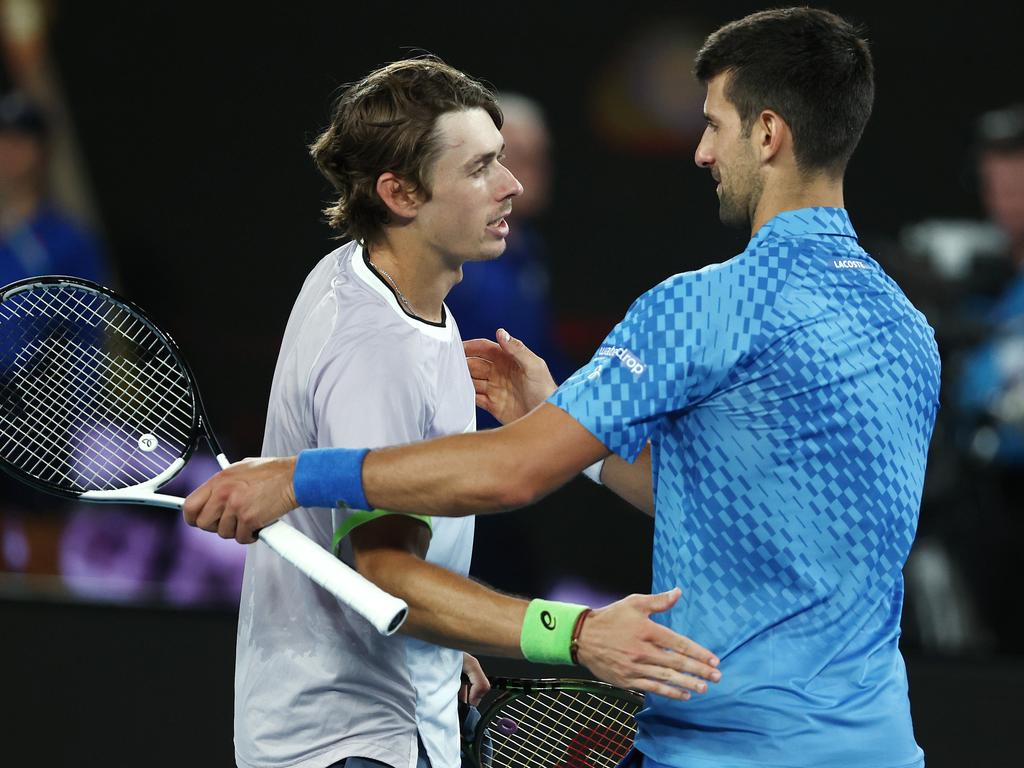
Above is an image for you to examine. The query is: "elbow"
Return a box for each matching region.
[472,428,551,511]
[492,482,533,511]
[487,464,543,510]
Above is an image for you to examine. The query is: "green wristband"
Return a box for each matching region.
[520,599,588,665]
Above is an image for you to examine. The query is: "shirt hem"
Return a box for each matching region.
[235,737,416,768]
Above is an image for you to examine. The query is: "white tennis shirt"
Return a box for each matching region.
[234,241,476,768]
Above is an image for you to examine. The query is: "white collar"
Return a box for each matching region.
[350,243,453,342]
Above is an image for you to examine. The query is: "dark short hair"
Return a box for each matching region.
[310,56,502,244]
[694,7,874,176]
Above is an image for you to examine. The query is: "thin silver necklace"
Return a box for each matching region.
[371,260,415,314]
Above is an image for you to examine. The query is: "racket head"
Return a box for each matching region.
[465,677,644,768]
[0,275,213,499]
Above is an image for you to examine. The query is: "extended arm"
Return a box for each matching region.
[325,513,720,698]
[467,333,654,515]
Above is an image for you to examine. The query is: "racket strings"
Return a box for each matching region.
[0,284,196,492]
[492,691,635,768]
[7,301,191,487]
[11,334,188,487]
[483,688,639,768]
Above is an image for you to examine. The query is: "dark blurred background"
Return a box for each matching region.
[1,1,1022,765]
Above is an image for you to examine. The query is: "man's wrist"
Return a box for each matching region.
[520,599,588,665]
[293,448,370,510]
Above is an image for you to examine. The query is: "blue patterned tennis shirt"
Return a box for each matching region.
[549,208,938,768]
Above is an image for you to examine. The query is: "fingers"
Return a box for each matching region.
[630,678,694,701]
[497,328,524,357]
[646,641,721,682]
[649,623,720,668]
[462,653,491,706]
[578,592,723,700]
[216,512,237,540]
[236,520,258,545]
[469,676,490,706]
[182,481,212,526]
[463,338,503,360]
[497,328,539,364]
[193,493,224,532]
[638,586,682,615]
[467,358,492,391]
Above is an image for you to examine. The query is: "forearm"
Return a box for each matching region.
[600,444,654,515]
[353,545,725,705]
[184,405,609,539]
[356,546,527,656]
[361,404,607,517]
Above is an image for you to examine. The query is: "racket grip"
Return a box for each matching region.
[257,520,408,635]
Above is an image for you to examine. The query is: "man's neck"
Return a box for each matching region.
[365,238,461,324]
[750,174,845,236]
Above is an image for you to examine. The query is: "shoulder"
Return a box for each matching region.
[625,252,761,319]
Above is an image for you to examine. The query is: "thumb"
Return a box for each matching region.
[497,328,531,360]
[642,586,682,615]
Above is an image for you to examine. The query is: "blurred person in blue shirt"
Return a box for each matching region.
[446,93,570,427]
[956,105,1024,463]
[0,91,107,287]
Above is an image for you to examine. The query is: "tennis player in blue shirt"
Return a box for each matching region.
[186,8,938,767]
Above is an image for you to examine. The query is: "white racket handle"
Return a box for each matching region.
[85,454,408,635]
[207,453,408,635]
[256,520,408,635]
[210,454,407,635]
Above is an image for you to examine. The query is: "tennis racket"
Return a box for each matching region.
[462,677,643,768]
[0,275,407,635]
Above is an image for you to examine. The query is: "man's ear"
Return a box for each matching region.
[376,172,422,221]
[753,109,788,164]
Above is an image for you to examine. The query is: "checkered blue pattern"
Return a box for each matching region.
[550,208,937,768]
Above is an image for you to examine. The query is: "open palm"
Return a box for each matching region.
[463,331,558,425]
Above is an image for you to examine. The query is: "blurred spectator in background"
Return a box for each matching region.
[0,90,107,285]
[898,104,1024,655]
[955,105,1024,464]
[448,94,570,596]
[0,0,111,592]
[0,89,109,590]
[947,105,1024,653]
[446,93,570,430]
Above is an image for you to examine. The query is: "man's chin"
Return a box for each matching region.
[718,204,749,230]
[470,240,508,262]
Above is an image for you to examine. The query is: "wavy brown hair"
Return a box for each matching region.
[310,57,502,244]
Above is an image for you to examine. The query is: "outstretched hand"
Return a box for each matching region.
[576,587,722,700]
[464,329,558,425]
[182,456,298,543]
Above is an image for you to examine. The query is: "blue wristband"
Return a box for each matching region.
[294,448,371,510]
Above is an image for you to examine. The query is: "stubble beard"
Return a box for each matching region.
[717,148,763,231]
